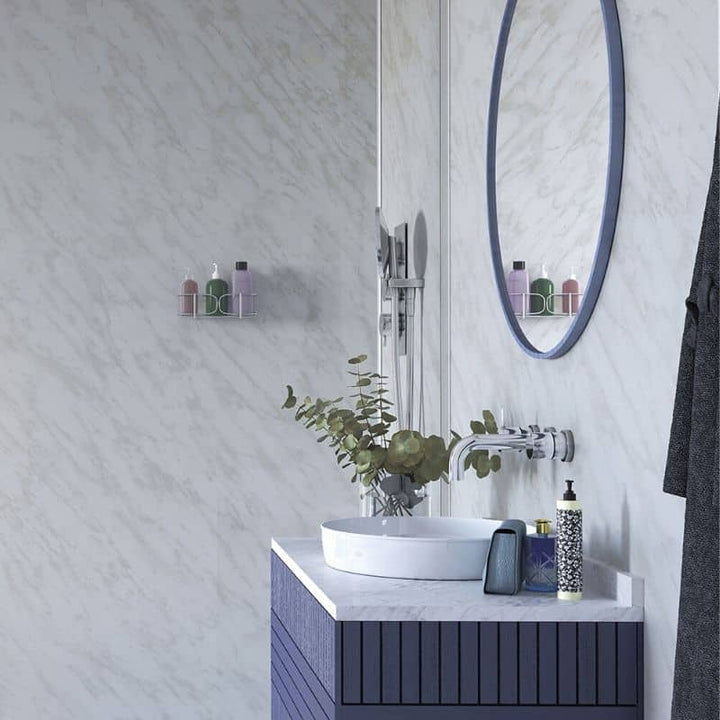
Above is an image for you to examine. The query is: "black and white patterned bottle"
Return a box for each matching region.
[556,480,583,601]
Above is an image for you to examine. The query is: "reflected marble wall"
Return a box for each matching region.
[0,1,375,718]
[449,1,716,718]
[496,0,609,350]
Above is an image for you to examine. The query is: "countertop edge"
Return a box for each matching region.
[271,537,339,619]
[272,537,644,623]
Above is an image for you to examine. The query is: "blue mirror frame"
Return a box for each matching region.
[486,0,625,359]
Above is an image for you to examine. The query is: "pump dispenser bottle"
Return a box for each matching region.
[530,264,554,315]
[556,480,583,601]
[206,263,229,316]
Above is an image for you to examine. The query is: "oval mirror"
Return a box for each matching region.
[487,0,625,358]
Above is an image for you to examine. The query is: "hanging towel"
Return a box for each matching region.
[663,115,719,720]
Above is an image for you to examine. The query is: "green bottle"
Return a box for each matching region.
[530,264,554,316]
[206,262,229,315]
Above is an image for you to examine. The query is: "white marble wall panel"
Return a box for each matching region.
[380,0,442,510]
[0,1,375,718]
[449,1,716,718]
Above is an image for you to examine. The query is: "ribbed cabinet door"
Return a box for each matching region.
[338,619,642,713]
[271,555,643,718]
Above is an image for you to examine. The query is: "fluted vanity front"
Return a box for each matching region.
[270,538,644,719]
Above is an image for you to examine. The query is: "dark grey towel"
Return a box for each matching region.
[663,114,719,720]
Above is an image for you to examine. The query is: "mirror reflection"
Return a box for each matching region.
[495,0,610,352]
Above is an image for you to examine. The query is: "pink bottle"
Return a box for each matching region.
[562,268,580,316]
[508,260,529,316]
[180,270,198,316]
[231,261,254,316]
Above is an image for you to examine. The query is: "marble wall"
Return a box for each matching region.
[0,1,375,718]
[379,0,443,510]
[381,0,717,718]
[449,1,716,718]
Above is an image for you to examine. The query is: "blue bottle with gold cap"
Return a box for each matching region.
[523,519,558,592]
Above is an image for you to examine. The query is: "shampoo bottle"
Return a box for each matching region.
[530,264,554,316]
[562,268,580,316]
[206,262,229,316]
[508,260,529,316]
[556,480,583,601]
[180,270,198,316]
[231,261,254,316]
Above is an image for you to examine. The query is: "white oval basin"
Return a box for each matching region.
[321,517,533,580]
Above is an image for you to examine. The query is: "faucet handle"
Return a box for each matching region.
[542,426,575,463]
[556,429,575,462]
[526,424,546,459]
[498,406,515,432]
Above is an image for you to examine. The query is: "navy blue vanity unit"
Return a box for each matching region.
[271,539,644,720]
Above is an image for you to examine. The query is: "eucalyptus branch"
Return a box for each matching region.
[281,354,502,505]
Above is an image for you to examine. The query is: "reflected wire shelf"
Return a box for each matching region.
[510,291,583,319]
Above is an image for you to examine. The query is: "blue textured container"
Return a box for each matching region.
[523,519,558,592]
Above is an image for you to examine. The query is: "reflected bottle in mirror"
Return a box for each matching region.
[530,264,554,316]
[562,268,581,315]
[508,260,529,316]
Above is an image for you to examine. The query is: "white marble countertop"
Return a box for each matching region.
[272,537,644,623]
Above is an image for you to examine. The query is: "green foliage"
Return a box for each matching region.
[282,355,502,492]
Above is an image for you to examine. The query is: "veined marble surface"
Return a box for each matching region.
[272,537,643,622]
[447,1,716,718]
[381,1,716,717]
[0,1,375,718]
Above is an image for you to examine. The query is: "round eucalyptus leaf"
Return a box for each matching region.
[482,410,498,434]
[474,452,490,474]
[387,430,425,469]
[342,435,358,451]
[355,449,372,473]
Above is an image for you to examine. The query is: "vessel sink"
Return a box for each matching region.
[321,517,533,580]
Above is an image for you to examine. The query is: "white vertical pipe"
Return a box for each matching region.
[439,0,452,517]
[365,0,383,517]
[376,0,383,384]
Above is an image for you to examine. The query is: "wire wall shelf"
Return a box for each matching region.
[177,293,258,319]
[510,292,583,319]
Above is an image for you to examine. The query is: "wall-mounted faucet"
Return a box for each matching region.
[448,425,575,484]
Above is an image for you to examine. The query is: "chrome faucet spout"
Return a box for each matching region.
[448,425,574,484]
